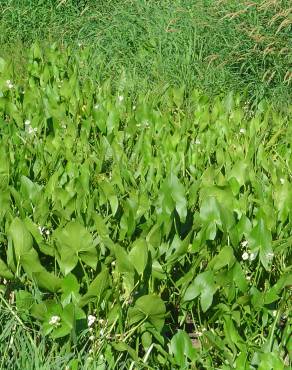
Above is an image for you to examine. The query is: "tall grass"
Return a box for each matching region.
[0,0,291,106]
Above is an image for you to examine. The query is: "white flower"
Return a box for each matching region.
[132,105,136,110]
[6,80,13,89]
[24,119,31,126]
[118,95,124,102]
[272,310,277,317]
[280,178,285,185]
[49,315,61,326]
[89,335,95,341]
[38,226,44,235]
[241,240,248,248]
[242,252,249,261]
[45,229,50,236]
[87,314,96,327]
[246,274,251,281]
[94,104,99,110]
[27,126,35,135]
[267,252,274,260]
[239,128,246,134]
[249,252,257,261]
[195,139,201,145]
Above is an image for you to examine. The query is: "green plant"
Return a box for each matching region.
[0,44,291,368]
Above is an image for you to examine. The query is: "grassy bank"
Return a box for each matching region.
[0,0,291,106]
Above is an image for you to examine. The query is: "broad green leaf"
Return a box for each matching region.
[169,174,187,222]
[169,330,198,367]
[128,239,148,275]
[32,270,61,292]
[232,262,248,293]
[54,221,97,274]
[228,160,249,187]
[61,273,81,305]
[128,295,166,331]
[248,218,273,271]
[183,270,216,312]
[8,218,33,258]
[20,176,42,204]
[114,244,134,274]
[209,245,235,271]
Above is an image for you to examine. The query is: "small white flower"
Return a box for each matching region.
[6,80,13,89]
[239,128,246,134]
[280,178,285,185]
[78,42,82,47]
[241,240,248,248]
[267,252,274,260]
[49,315,61,326]
[118,95,124,102]
[87,314,96,327]
[24,120,31,126]
[94,104,99,110]
[272,310,277,317]
[89,335,95,341]
[100,329,104,336]
[195,139,201,145]
[246,274,251,281]
[45,229,50,236]
[132,105,136,110]
[27,126,35,135]
[249,252,257,261]
[242,252,249,261]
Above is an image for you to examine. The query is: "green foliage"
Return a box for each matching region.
[0,44,291,368]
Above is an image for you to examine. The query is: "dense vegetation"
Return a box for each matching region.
[0,1,291,369]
